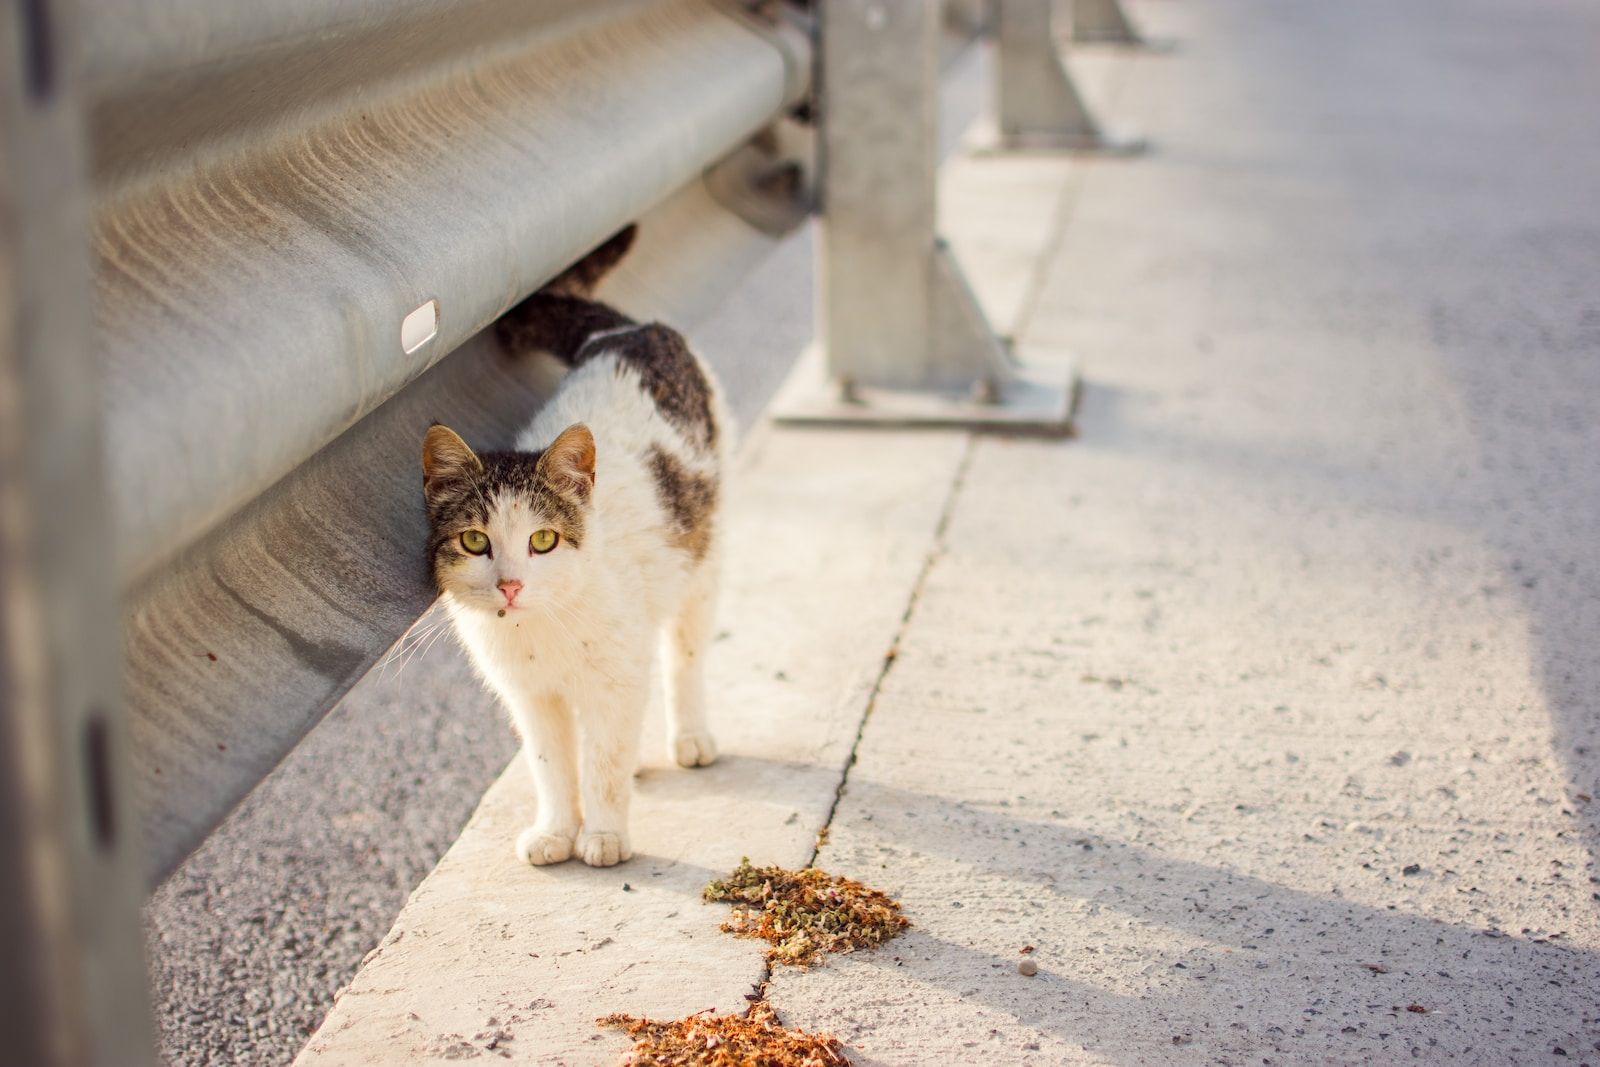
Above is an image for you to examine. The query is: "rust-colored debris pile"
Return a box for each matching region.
[702,858,910,967]
[600,1001,848,1067]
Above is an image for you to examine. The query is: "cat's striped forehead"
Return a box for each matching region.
[425,450,586,550]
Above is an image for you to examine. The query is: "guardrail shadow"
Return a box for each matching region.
[870,778,1595,1060]
[1074,322,1600,912]
[693,761,1595,1061]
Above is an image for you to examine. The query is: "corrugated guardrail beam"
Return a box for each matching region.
[93,0,806,589]
[84,0,642,190]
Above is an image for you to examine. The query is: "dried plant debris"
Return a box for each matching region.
[600,1001,848,1066]
[703,858,910,967]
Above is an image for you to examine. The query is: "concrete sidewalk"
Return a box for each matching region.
[302,0,1600,1062]
[770,0,1600,1061]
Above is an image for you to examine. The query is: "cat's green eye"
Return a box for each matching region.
[460,530,490,555]
[529,529,559,555]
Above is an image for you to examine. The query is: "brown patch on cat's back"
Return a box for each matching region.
[610,326,718,452]
[545,225,637,297]
[497,294,634,362]
[648,446,717,562]
[500,311,718,454]
[494,226,638,357]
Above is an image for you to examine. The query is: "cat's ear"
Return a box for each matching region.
[422,423,482,496]
[537,423,596,502]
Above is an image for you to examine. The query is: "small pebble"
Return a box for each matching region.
[1018,959,1038,977]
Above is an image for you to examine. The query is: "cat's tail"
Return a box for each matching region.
[496,225,638,361]
[542,224,637,298]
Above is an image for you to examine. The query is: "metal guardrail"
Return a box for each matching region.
[1,0,1154,1061]
[96,1,806,589]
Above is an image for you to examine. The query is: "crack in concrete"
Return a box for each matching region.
[743,434,980,1016]
[813,433,977,868]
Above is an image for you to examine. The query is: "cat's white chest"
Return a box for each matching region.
[454,596,641,701]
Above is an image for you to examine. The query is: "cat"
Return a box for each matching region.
[421,225,726,868]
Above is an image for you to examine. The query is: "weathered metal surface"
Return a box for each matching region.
[0,1,153,1061]
[91,0,808,588]
[82,0,648,191]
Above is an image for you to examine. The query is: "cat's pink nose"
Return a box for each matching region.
[496,579,523,606]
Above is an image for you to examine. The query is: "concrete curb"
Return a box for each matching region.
[295,427,968,1065]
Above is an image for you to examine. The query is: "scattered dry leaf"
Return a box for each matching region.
[600,1000,848,1066]
[703,859,909,967]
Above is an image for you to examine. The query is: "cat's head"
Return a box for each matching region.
[421,422,596,616]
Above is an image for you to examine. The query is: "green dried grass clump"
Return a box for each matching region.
[600,1001,848,1067]
[702,858,910,967]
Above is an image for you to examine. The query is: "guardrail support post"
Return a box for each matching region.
[995,0,1146,152]
[0,2,154,1063]
[776,0,1074,432]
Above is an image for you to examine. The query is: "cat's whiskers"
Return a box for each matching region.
[529,598,579,645]
[536,594,586,631]
[407,620,455,672]
[381,606,464,679]
[383,623,443,680]
[377,616,443,679]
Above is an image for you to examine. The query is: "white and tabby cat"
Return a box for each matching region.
[421,227,726,868]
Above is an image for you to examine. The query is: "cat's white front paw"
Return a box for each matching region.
[576,830,632,867]
[671,731,718,768]
[516,826,574,866]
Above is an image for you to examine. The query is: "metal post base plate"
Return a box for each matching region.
[773,346,1079,435]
